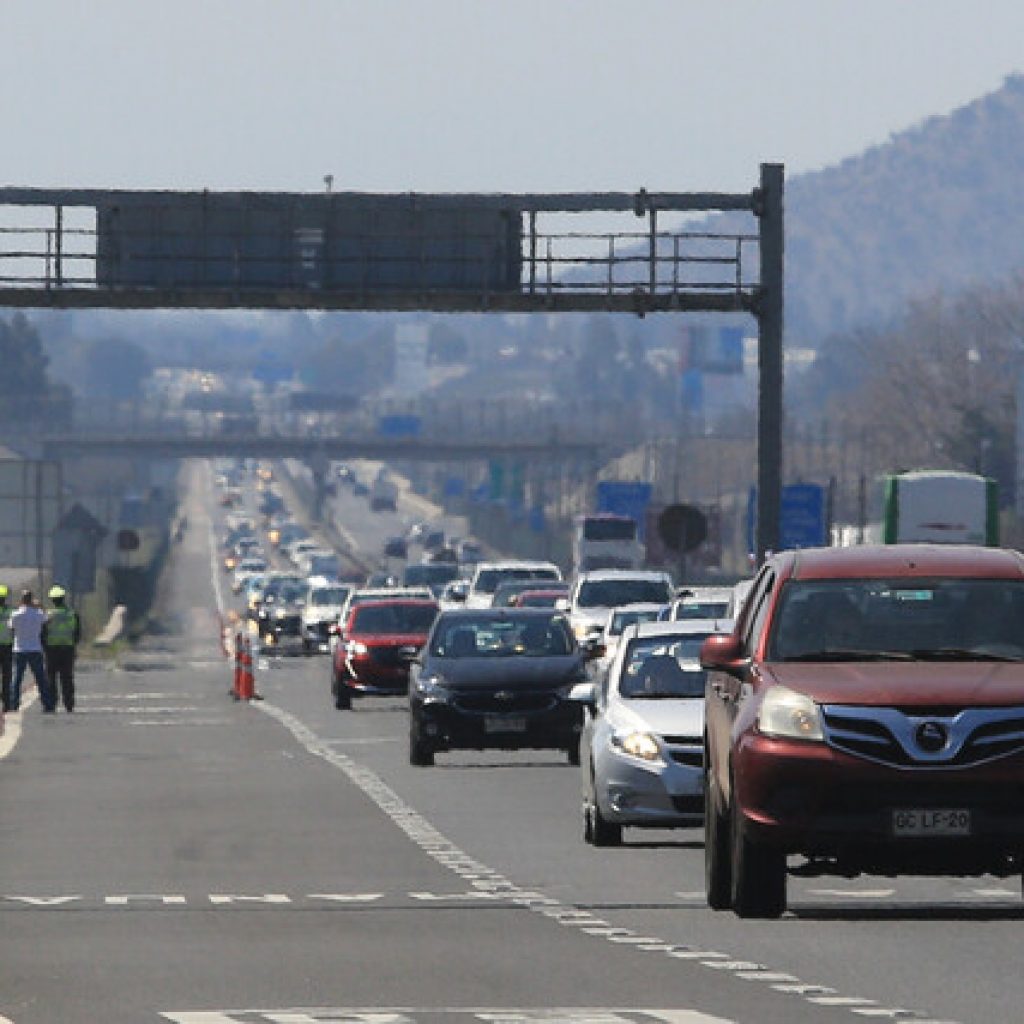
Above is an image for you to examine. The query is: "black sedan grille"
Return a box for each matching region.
[823,705,1024,769]
[452,691,558,715]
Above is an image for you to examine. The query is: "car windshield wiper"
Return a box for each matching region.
[906,648,1024,663]
[782,650,914,662]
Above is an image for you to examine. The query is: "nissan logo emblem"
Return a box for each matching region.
[915,721,949,753]
[494,691,515,702]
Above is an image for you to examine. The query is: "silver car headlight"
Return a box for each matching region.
[611,730,663,763]
[757,685,824,742]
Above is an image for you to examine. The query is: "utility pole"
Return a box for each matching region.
[755,163,785,563]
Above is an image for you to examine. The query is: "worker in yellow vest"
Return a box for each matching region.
[43,585,80,713]
[0,585,12,712]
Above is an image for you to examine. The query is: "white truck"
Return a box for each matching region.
[868,470,999,546]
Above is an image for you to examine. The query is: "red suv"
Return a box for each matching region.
[331,598,438,710]
[702,544,1024,918]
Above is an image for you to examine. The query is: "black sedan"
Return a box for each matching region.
[408,608,590,766]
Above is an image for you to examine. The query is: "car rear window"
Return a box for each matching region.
[352,603,438,634]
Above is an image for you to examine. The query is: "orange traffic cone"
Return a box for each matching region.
[238,636,256,701]
[232,632,244,699]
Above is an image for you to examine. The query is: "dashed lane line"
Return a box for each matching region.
[254,699,962,1024]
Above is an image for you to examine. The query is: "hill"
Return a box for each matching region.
[781,73,1024,344]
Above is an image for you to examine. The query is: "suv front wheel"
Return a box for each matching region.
[704,763,732,910]
[730,796,786,919]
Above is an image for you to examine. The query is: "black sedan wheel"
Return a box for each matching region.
[409,721,435,766]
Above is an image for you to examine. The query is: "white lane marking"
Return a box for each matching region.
[252,700,955,1024]
[0,693,39,760]
[307,893,384,903]
[807,888,896,899]
[3,895,81,906]
[208,894,291,905]
[195,476,957,1024]
[161,1010,736,1024]
[105,895,188,906]
[79,706,200,714]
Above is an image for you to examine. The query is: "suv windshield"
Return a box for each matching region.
[770,578,1024,661]
[431,615,574,657]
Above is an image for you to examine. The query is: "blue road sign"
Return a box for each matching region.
[595,481,654,540]
[747,482,828,553]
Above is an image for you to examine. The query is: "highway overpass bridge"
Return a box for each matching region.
[38,431,605,462]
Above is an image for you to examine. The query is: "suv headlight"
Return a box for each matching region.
[612,730,662,763]
[415,674,451,700]
[758,685,824,742]
[347,641,368,656]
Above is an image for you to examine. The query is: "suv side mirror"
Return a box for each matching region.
[700,633,748,677]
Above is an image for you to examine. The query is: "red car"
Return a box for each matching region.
[702,544,1024,919]
[331,598,438,710]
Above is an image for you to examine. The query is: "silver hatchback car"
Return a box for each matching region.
[572,618,732,845]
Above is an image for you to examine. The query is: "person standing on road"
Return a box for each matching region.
[43,585,80,713]
[10,590,55,713]
[0,585,13,712]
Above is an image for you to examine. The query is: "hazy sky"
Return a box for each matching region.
[5,1,1024,197]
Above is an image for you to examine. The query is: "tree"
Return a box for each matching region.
[0,313,50,396]
[62,336,153,402]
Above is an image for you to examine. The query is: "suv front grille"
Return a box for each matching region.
[452,691,557,714]
[823,705,1024,768]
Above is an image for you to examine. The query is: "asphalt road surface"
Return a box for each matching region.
[1,462,1022,1024]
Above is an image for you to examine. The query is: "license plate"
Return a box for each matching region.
[484,716,527,734]
[892,808,971,837]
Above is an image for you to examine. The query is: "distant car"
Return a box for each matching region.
[408,608,590,766]
[465,560,563,609]
[257,598,306,656]
[421,528,446,552]
[457,539,485,565]
[232,556,268,593]
[588,602,666,680]
[492,579,569,609]
[402,562,461,598]
[384,536,409,559]
[661,586,735,622]
[331,598,439,710]
[301,581,351,653]
[334,586,435,650]
[574,619,732,845]
[439,579,470,610]
[566,569,675,641]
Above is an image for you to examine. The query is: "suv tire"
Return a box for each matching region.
[704,764,732,910]
[730,798,786,918]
